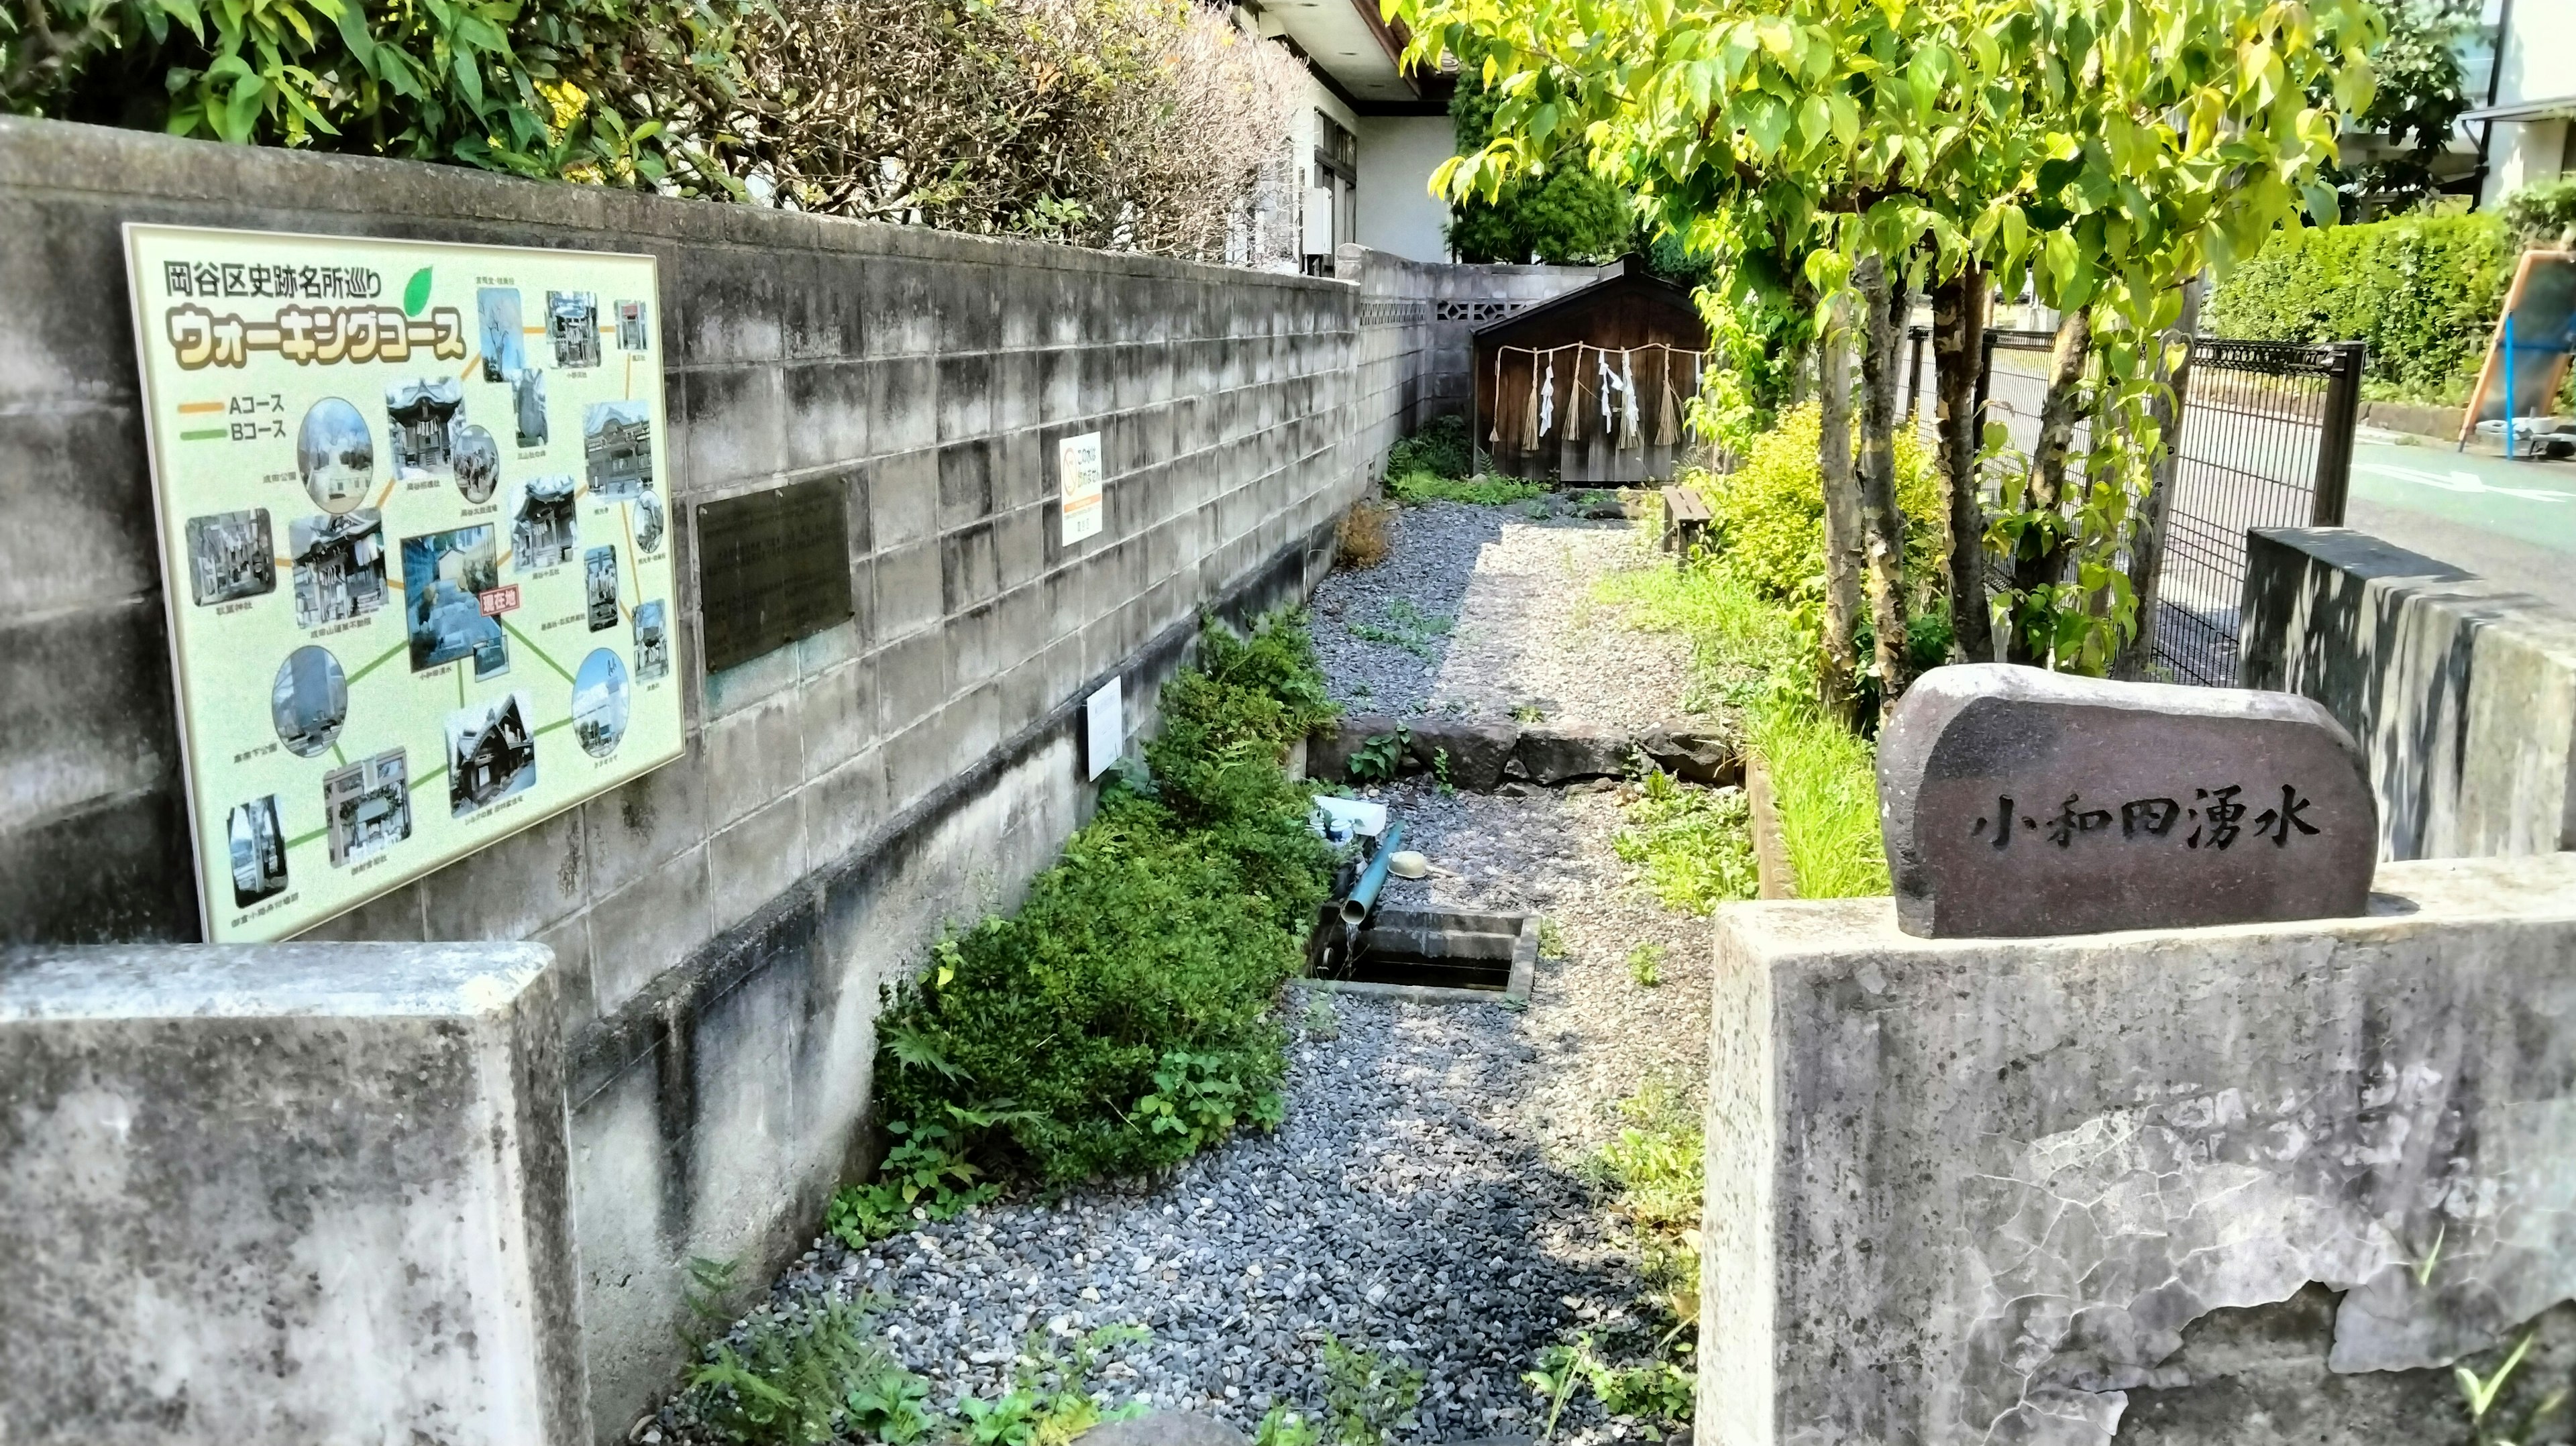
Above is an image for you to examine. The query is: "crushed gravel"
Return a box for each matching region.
[668,501,1713,1446]
[1309,502,1694,728]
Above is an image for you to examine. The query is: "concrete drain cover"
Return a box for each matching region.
[1305,907,1537,1003]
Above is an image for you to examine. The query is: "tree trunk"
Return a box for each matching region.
[2003,307,2093,665]
[1932,265,1990,663]
[1817,292,1864,720]
[2114,276,2203,679]
[1854,256,1911,708]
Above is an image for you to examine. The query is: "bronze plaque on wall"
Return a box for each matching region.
[696,479,854,673]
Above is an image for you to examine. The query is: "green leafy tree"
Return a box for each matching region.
[0,0,745,186]
[2315,0,2475,210]
[1444,34,1634,262]
[1396,0,2379,680]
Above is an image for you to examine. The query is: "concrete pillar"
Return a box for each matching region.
[0,942,586,1446]
[1701,855,2576,1446]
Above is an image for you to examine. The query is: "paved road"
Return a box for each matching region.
[2345,435,2576,614]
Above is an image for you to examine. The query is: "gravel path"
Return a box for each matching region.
[1309,502,1690,728]
[669,502,1712,1446]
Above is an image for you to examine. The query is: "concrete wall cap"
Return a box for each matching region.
[0,941,555,1021]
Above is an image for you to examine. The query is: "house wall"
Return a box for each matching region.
[1354,113,1458,264]
[0,115,1380,1439]
[2477,0,2576,208]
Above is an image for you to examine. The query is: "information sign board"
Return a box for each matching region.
[1060,432,1104,544]
[125,224,685,942]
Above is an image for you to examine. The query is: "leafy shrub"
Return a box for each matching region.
[1,0,741,185]
[1699,403,1941,608]
[865,610,1335,1188]
[1385,414,1474,483]
[695,0,1306,262]
[2504,176,2576,252]
[2204,213,2512,404]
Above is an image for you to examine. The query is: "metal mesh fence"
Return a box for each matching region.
[1966,329,2363,686]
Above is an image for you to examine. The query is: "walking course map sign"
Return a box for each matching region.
[125,225,685,943]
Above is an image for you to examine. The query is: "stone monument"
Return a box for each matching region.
[1875,664,2376,937]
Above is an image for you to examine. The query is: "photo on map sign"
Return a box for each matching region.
[288,509,386,630]
[548,291,600,369]
[185,508,275,606]
[631,491,665,554]
[617,300,649,351]
[478,287,525,384]
[509,475,579,572]
[295,396,374,514]
[585,545,619,632]
[270,645,347,759]
[633,600,669,683]
[227,793,287,908]
[453,425,500,504]
[445,691,537,818]
[512,367,549,449]
[323,746,411,869]
[401,524,508,679]
[384,377,465,480]
[572,647,631,759]
[583,400,653,499]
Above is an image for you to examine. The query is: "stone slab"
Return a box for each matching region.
[1700,854,2576,1446]
[1876,663,2375,938]
[0,941,585,1446]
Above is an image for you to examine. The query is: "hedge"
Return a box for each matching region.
[2204,213,2512,402]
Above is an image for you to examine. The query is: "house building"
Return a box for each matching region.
[448,695,534,814]
[2465,0,2576,209]
[1238,0,1457,267]
[290,510,386,627]
[384,378,462,474]
[584,405,653,497]
[513,476,579,569]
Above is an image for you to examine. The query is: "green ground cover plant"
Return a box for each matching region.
[1612,769,1756,915]
[845,610,1338,1220]
[1383,415,1548,506]
[1525,1079,1702,1441]
[1599,559,1888,899]
[686,1302,1152,1446]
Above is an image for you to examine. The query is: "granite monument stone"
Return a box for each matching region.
[1876,665,2375,937]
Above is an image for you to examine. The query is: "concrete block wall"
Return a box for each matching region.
[2239,526,2576,860]
[1336,245,1603,463]
[0,117,1377,1438]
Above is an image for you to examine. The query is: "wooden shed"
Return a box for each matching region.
[1473,256,1713,483]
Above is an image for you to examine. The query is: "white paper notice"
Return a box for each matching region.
[1085,678,1123,779]
[1060,431,1104,544]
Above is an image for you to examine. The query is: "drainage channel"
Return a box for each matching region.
[1305,906,1537,1004]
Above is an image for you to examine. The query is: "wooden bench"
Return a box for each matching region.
[1659,484,1712,557]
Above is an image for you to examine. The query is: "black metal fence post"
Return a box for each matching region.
[2308,341,2367,526]
[1904,323,1928,423]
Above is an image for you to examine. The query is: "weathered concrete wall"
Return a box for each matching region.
[0,116,1372,1438]
[0,941,582,1445]
[2239,526,2576,860]
[1337,244,1603,456]
[1699,854,2576,1446]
